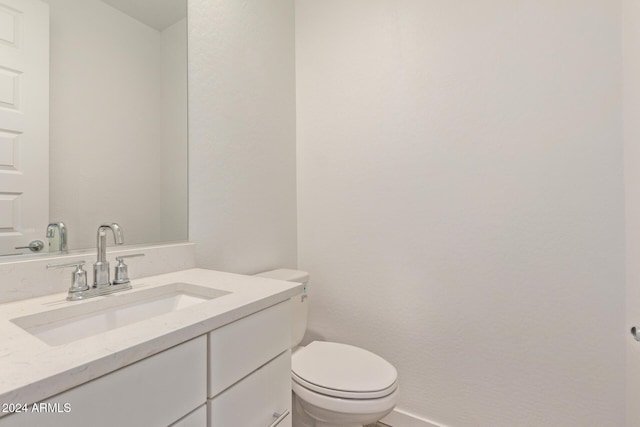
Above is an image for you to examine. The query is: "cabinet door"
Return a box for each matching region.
[208,350,291,427]
[208,300,290,398]
[0,336,207,427]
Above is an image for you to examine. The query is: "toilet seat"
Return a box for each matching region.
[292,372,398,399]
[292,341,398,400]
[292,379,399,421]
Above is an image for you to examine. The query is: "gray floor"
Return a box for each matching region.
[364,423,391,427]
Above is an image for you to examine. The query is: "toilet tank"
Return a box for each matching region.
[254,269,309,348]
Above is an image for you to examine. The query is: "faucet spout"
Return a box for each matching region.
[96,223,124,262]
[94,223,124,288]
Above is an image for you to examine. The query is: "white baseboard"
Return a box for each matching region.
[380,408,447,427]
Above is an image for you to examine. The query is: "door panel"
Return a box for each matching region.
[0,0,48,255]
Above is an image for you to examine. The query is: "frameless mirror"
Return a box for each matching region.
[0,0,188,257]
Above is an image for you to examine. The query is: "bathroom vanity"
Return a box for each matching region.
[0,269,301,427]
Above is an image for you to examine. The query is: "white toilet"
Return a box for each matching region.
[255,269,399,427]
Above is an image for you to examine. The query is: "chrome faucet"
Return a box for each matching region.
[44,224,142,301]
[47,222,68,253]
[93,223,124,288]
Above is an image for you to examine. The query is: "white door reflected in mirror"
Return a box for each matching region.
[0,0,49,256]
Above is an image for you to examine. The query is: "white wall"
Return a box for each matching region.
[188,0,297,273]
[296,1,625,426]
[49,0,162,249]
[160,18,188,243]
[624,1,640,425]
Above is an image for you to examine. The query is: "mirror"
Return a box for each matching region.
[0,0,188,256]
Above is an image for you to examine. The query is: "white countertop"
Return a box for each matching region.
[0,268,302,409]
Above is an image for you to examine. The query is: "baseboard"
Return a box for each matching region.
[380,408,447,427]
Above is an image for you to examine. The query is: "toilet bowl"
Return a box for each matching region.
[254,269,398,427]
[291,341,398,427]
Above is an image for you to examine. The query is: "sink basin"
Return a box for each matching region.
[11,283,230,346]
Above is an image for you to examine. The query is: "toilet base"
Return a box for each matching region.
[292,392,316,427]
[292,391,393,427]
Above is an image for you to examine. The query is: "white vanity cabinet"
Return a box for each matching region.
[0,336,208,427]
[207,300,292,427]
[0,300,293,427]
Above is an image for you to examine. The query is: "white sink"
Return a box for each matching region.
[11,283,230,346]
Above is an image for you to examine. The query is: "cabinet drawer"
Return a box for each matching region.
[0,336,207,427]
[170,405,206,427]
[208,300,290,398]
[208,350,291,427]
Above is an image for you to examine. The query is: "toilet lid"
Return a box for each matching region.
[292,341,398,399]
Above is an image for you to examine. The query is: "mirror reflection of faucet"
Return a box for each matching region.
[13,222,67,254]
[47,222,68,253]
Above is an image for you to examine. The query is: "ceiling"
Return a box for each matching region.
[100,0,186,31]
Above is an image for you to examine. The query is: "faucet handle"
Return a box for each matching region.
[46,260,86,269]
[46,261,89,294]
[115,254,145,262]
[113,253,145,285]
